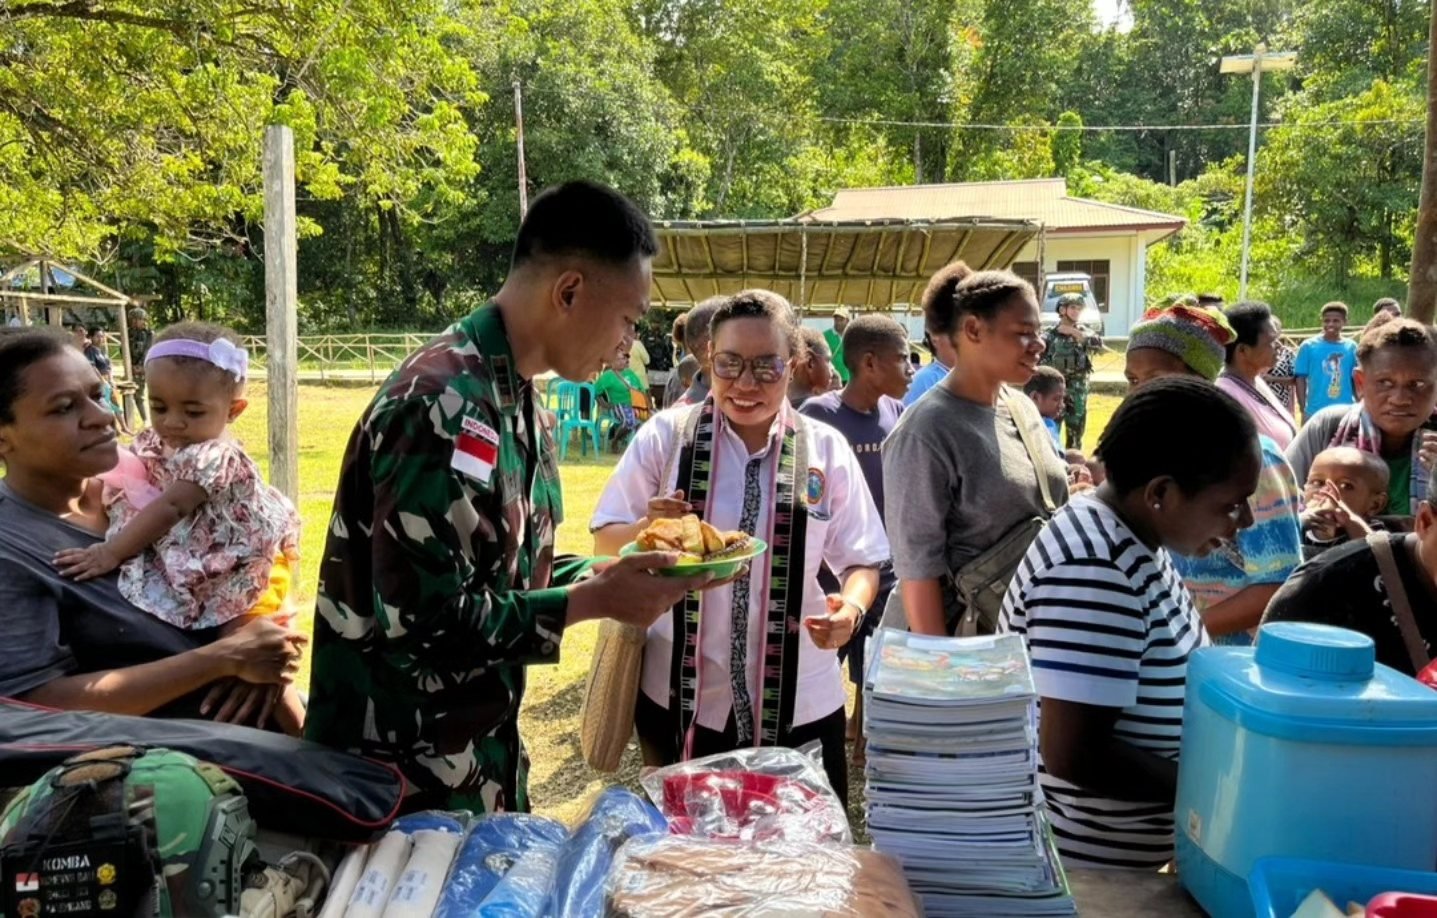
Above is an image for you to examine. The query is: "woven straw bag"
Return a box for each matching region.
[579,618,649,772]
[579,409,690,773]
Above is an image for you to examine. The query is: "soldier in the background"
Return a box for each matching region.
[1040,292,1105,450]
[306,181,720,813]
[127,307,154,423]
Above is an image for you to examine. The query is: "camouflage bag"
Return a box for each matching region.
[0,746,259,918]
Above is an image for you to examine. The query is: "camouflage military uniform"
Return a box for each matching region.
[306,302,593,813]
[1040,324,1100,450]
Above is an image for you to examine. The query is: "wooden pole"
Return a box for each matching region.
[116,302,133,382]
[263,125,300,504]
[514,81,529,217]
[1408,0,1437,323]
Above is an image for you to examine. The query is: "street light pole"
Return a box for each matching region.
[1221,44,1296,300]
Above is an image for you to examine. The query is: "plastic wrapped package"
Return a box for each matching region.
[473,843,559,916]
[606,836,923,917]
[315,844,369,918]
[640,746,851,844]
[342,829,413,918]
[432,814,567,918]
[335,812,466,918]
[381,814,466,918]
[547,786,668,918]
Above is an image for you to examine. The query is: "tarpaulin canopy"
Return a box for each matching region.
[651,217,1040,311]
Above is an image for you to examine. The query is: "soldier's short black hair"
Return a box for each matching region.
[842,314,908,374]
[0,328,70,424]
[1097,376,1257,497]
[511,180,658,270]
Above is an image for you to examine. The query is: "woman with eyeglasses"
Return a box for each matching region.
[882,262,1070,637]
[591,290,887,800]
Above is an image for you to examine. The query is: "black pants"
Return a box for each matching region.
[634,691,849,808]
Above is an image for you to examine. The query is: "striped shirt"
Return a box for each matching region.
[999,494,1208,869]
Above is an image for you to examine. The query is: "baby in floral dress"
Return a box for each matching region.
[54,321,304,731]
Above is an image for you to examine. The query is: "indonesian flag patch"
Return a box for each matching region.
[451,416,500,484]
[14,873,38,893]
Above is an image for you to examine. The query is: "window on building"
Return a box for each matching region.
[1055,260,1111,311]
[1011,262,1040,291]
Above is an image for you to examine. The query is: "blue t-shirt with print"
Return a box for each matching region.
[1294,336,1358,416]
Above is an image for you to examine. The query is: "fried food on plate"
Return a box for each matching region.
[636,513,754,561]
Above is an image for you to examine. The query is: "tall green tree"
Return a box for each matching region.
[635,0,830,215]
[948,0,1094,178]
[1260,79,1424,282]
[0,1,482,262]
[816,0,957,183]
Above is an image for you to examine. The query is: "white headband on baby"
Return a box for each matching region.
[144,338,249,381]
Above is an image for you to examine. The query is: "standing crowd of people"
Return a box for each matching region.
[2,181,1434,878]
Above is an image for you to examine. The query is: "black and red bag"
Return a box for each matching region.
[0,697,404,842]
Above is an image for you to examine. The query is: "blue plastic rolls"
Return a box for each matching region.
[432,813,566,917]
[546,787,668,918]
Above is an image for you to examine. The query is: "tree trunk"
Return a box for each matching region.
[1407,0,1437,322]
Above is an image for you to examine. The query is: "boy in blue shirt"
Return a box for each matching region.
[1295,301,1359,421]
[1024,365,1067,451]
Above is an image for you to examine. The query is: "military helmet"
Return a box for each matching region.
[1056,293,1085,311]
[0,746,259,918]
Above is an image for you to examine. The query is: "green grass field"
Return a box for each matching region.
[235,382,1121,822]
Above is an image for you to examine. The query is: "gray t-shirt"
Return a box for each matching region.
[883,385,1069,581]
[0,482,208,701]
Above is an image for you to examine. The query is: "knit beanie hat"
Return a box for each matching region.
[1127,302,1235,382]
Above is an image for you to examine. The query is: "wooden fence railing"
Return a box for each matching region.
[102,325,1360,385]
[238,333,434,382]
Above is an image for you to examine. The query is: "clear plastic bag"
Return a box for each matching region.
[431,813,566,918]
[606,836,922,917]
[639,745,851,845]
[547,786,668,918]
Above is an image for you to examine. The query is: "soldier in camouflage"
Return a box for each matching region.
[1040,292,1105,450]
[305,181,714,813]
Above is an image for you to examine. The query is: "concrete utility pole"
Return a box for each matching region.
[263,125,299,505]
[1221,44,1297,300]
[1408,2,1437,323]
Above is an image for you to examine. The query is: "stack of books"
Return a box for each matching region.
[863,630,1076,917]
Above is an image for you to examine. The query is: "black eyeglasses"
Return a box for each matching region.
[712,352,788,384]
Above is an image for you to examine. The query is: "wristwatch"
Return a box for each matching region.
[839,597,866,620]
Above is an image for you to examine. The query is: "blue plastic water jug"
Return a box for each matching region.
[1176,622,1437,918]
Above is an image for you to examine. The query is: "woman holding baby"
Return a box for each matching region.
[590,290,887,801]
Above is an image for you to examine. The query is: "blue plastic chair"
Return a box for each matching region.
[553,380,614,459]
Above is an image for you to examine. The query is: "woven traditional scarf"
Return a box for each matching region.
[1329,404,1430,514]
[669,398,808,758]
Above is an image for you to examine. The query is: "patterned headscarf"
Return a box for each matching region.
[1127,302,1236,382]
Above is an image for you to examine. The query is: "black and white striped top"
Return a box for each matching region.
[999,494,1208,869]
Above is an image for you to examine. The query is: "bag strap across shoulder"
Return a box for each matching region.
[1367,531,1432,672]
[1000,386,1057,515]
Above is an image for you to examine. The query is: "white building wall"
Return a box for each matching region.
[1012,232,1144,335]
